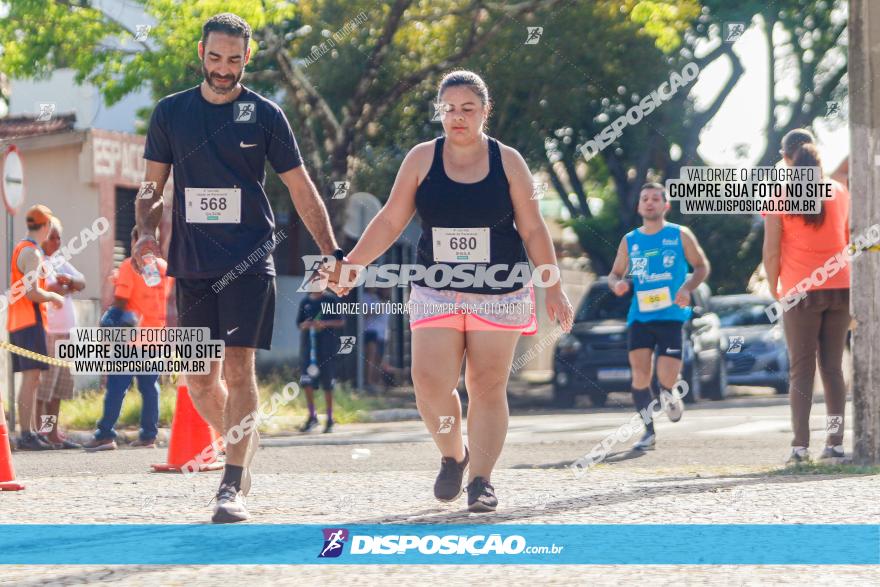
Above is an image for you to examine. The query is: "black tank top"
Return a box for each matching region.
[414,136,528,294]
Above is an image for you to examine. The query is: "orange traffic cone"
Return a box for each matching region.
[151,385,224,473]
[0,422,25,491]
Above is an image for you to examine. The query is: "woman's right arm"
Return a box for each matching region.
[346,144,430,266]
[762,215,783,299]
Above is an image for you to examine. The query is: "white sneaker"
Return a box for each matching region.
[660,388,684,423]
[211,483,250,524]
[785,446,811,466]
[633,431,656,451]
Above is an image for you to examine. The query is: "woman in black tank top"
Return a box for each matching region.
[412,136,528,294]
[342,70,573,512]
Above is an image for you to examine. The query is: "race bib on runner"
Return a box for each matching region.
[185,188,241,224]
[636,287,673,312]
[432,227,490,263]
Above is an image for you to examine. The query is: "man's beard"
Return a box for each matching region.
[641,210,665,221]
[202,62,243,94]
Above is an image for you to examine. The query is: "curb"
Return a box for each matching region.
[354,408,422,423]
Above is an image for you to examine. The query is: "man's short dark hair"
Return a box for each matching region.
[202,13,251,48]
[640,182,666,199]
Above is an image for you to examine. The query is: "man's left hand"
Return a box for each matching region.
[674,286,692,308]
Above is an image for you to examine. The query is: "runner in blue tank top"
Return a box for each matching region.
[608,183,710,450]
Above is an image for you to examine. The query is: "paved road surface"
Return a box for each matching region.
[3,395,877,585]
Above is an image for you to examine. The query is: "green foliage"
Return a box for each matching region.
[0,1,297,105]
[667,209,763,294]
[630,0,700,52]
[771,462,880,476]
[0,0,846,295]
[60,375,384,432]
[565,186,623,272]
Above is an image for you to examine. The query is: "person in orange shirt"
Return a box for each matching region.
[763,129,851,465]
[83,227,173,451]
[6,205,64,451]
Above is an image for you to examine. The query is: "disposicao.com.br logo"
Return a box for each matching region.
[317,528,563,558]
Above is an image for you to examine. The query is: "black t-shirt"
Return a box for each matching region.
[297,294,343,362]
[144,85,303,279]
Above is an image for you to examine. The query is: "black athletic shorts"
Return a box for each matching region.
[176,274,275,350]
[9,323,49,372]
[627,320,684,358]
[299,366,336,391]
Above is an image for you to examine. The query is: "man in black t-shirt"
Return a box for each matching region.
[296,292,344,434]
[134,13,344,524]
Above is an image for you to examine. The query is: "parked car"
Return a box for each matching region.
[552,277,727,407]
[709,294,789,395]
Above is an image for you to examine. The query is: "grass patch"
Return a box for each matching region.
[770,462,880,476]
[61,386,175,432]
[61,372,388,434]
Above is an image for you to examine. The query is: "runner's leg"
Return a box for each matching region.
[323,389,333,421]
[655,357,682,390]
[222,347,259,467]
[186,360,228,435]
[462,329,521,481]
[304,386,316,416]
[411,328,466,461]
[629,348,655,426]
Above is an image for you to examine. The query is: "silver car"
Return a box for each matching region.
[710,294,789,395]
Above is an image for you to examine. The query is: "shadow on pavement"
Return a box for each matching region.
[348,468,852,526]
[510,449,649,470]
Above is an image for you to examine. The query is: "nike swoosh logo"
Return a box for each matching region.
[227,326,240,335]
[666,348,680,353]
[240,142,257,148]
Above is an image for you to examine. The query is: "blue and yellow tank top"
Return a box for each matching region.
[625,223,691,325]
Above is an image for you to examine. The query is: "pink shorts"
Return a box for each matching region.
[408,284,537,335]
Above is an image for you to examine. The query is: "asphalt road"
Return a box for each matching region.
[4,389,877,586]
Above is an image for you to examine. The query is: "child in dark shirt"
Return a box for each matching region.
[297,291,344,433]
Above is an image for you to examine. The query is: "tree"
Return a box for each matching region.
[0,0,565,230]
[521,0,847,292]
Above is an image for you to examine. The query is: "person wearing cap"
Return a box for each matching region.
[36,216,85,449]
[6,204,64,450]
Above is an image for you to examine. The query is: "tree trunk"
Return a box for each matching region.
[848,0,880,464]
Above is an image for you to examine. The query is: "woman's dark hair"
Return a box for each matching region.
[781,128,815,159]
[782,128,825,227]
[437,70,492,121]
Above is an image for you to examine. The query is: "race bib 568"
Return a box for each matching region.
[185,188,241,224]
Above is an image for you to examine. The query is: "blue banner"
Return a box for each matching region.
[0,525,877,565]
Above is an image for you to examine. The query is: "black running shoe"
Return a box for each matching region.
[17,432,52,451]
[434,446,469,501]
[467,476,498,513]
[299,415,319,433]
[323,419,335,434]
